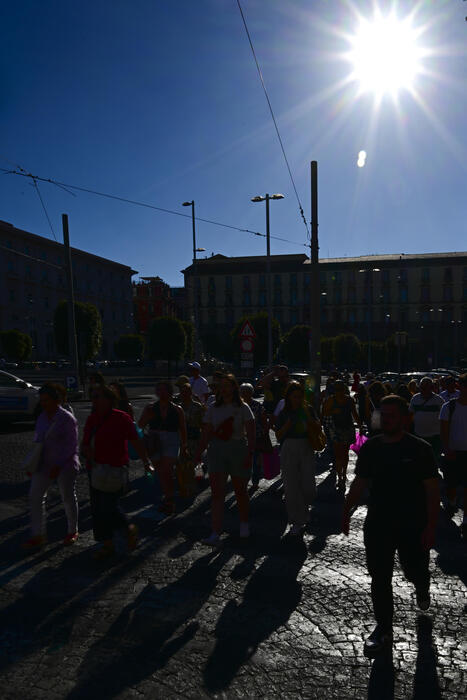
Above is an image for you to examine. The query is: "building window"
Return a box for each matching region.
[290,273,298,286]
[421,267,430,282]
[334,287,342,304]
[381,287,391,304]
[443,286,453,302]
[290,288,298,304]
[243,275,250,289]
[421,309,430,323]
[275,308,283,323]
[444,267,453,283]
[321,308,328,324]
[290,308,298,325]
[443,307,453,323]
[259,290,266,307]
[273,289,282,305]
[243,291,251,306]
[398,269,408,283]
[334,308,342,323]
[463,285,467,301]
[399,286,408,303]
[399,310,407,329]
[347,286,356,304]
[259,274,266,289]
[382,269,390,283]
[421,285,430,302]
[348,309,356,324]
[226,276,232,290]
[274,274,281,288]
[226,308,234,327]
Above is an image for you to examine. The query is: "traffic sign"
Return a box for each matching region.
[240,337,254,353]
[241,361,254,368]
[239,320,256,339]
[240,352,254,360]
[66,375,78,391]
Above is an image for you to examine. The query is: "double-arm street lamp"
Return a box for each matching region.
[182,200,206,359]
[251,193,284,366]
[358,267,380,373]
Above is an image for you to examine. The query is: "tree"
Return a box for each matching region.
[181,321,195,360]
[0,329,32,361]
[201,330,234,361]
[230,312,281,365]
[320,336,335,367]
[281,325,310,365]
[147,317,186,369]
[54,300,102,361]
[114,334,144,361]
[360,341,388,371]
[333,333,361,368]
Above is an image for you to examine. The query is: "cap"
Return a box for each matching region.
[188,361,201,370]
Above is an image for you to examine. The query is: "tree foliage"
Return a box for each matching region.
[114,334,144,361]
[281,325,310,365]
[181,321,195,359]
[147,316,186,362]
[230,312,282,364]
[54,301,102,361]
[0,329,32,361]
[333,333,361,368]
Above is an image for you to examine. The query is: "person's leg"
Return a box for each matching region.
[281,441,303,527]
[57,468,78,535]
[299,443,316,511]
[209,471,228,535]
[364,521,396,632]
[398,527,430,603]
[231,476,249,523]
[334,443,346,485]
[158,457,176,503]
[29,471,51,537]
[251,452,260,486]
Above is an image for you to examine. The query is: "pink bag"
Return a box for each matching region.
[350,430,368,455]
[262,446,281,480]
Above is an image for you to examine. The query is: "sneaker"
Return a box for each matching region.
[21,535,46,550]
[364,625,393,658]
[201,532,221,547]
[416,587,431,612]
[239,523,250,539]
[289,524,304,536]
[63,532,79,546]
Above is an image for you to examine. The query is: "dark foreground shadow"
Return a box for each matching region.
[67,550,232,700]
[367,648,395,700]
[412,616,441,700]
[203,538,307,693]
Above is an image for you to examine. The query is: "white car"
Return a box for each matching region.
[0,370,40,423]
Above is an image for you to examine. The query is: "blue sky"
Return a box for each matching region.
[1,0,466,286]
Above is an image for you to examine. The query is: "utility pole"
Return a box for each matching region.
[309,161,321,408]
[182,200,203,360]
[265,194,273,367]
[62,214,80,389]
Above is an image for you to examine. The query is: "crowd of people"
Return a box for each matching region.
[20,361,467,656]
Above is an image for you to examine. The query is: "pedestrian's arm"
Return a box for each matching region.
[138,404,153,430]
[176,405,188,452]
[342,477,367,535]
[194,423,213,462]
[128,437,155,474]
[350,398,362,428]
[421,477,440,550]
[322,397,332,417]
[275,417,291,441]
[440,419,453,457]
[245,418,256,455]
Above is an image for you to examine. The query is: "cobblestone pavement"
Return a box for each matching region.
[0,404,466,699]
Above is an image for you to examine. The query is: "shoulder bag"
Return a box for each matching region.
[305,408,327,452]
[89,415,128,493]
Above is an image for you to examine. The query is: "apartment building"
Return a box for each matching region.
[132,276,177,333]
[0,220,136,359]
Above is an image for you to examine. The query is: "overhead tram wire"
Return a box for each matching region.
[0,167,308,249]
[235,0,310,239]
[31,178,57,242]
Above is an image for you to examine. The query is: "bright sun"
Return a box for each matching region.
[349,13,422,95]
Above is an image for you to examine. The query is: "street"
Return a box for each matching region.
[0,401,466,699]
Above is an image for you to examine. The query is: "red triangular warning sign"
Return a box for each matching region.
[239,320,256,338]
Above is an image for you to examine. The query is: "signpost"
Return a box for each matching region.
[239,320,256,373]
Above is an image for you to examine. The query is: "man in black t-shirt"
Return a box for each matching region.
[342,394,440,657]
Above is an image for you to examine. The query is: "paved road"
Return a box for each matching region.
[0,403,466,699]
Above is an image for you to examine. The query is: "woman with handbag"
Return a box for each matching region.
[240,382,270,489]
[82,386,154,559]
[195,374,255,546]
[138,381,188,515]
[275,381,321,536]
[22,383,80,550]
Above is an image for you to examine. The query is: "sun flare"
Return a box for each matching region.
[348,12,422,96]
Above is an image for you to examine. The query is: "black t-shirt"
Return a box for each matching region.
[355,433,438,527]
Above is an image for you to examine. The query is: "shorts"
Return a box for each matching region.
[207,438,249,478]
[332,425,356,446]
[154,431,180,459]
[442,451,467,489]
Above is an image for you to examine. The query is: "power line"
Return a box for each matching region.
[0,244,63,269]
[31,178,57,241]
[1,167,308,248]
[235,0,310,238]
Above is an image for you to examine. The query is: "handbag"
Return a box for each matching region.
[91,463,128,493]
[23,421,56,475]
[350,430,368,455]
[263,446,281,480]
[305,409,327,452]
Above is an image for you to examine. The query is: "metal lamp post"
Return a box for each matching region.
[251,193,284,366]
[182,201,205,359]
[358,267,380,373]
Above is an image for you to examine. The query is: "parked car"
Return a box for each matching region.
[0,370,40,423]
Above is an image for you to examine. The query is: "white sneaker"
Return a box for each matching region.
[202,532,221,547]
[239,523,250,539]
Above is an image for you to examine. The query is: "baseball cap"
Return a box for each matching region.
[188,361,201,370]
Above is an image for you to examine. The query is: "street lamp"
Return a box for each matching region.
[251,193,285,366]
[358,267,381,372]
[182,200,205,359]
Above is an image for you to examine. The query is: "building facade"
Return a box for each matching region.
[0,220,136,359]
[132,276,176,333]
[183,252,467,365]
[171,286,188,322]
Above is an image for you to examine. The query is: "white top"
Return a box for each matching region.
[189,375,210,404]
[274,398,285,417]
[409,392,444,437]
[440,400,467,451]
[204,401,254,440]
[440,389,460,402]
